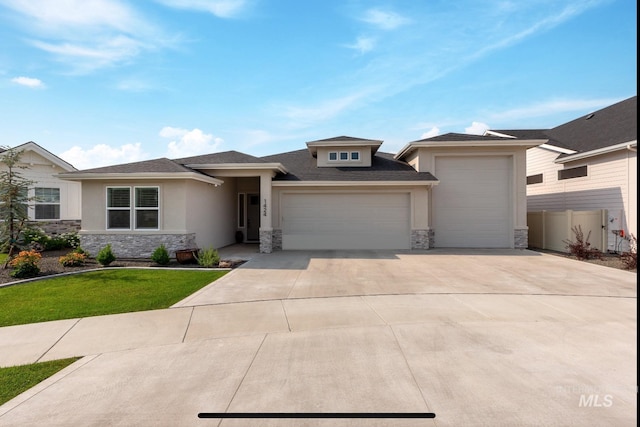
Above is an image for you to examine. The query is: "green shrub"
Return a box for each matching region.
[9,250,42,278]
[96,244,116,266]
[151,244,170,266]
[196,247,219,268]
[21,229,80,251]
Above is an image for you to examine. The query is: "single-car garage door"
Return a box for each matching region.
[281,193,411,250]
[433,156,512,248]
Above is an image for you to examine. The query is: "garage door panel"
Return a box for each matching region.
[282,193,410,250]
[433,156,512,248]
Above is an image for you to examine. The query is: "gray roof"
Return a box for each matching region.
[491,96,637,154]
[486,129,550,140]
[69,157,195,174]
[411,132,512,143]
[306,135,382,143]
[174,150,267,165]
[262,149,437,182]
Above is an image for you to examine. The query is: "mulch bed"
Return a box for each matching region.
[0,249,245,285]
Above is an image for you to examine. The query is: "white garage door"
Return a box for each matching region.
[281,193,411,250]
[433,156,512,248]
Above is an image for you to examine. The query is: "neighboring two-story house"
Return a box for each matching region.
[1,141,82,235]
[486,96,637,253]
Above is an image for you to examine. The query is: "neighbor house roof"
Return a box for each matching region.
[2,141,78,171]
[262,149,437,183]
[488,95,637,160]
[174,150,268,165]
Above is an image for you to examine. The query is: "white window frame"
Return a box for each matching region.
[339,151,349,160]
[328,152,338,161]
[34,187,61,220]
[134,186,160,230]
[106,186,160,230]
[350,151,360,161]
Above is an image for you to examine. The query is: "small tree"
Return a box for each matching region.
[0,147,34,267]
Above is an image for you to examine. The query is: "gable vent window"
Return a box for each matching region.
[351,152,360,161]
[339,152,349,160]
[328,152,338,161]
[558,165,587,180]
[526,174,543,185]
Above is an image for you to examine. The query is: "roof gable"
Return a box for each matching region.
[2,141,77,171]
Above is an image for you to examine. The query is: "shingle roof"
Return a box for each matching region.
[491,96,637,154]
[412,132,512,142]
[307,135,382,143]
[486,129,550,140]
[67,157,195,174]
[174,150,267,165]
[262,149,437,182]
[546,96,636,153]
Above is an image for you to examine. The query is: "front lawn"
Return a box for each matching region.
[0,358,80,406]
[0,269,226,327]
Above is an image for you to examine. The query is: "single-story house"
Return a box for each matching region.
[485,95,637,253]
[59,135,544,257]
[1,141,81,234]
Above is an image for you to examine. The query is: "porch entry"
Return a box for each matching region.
[245,193,260,242]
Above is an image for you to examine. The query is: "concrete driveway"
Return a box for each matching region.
[0,249,636,426]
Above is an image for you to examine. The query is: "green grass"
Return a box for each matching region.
[0,358,80,405]
[0,269,227,327]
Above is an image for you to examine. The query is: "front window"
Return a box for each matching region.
[135,187,159,229]
[339,152,349,160]
[34,187,61,220]
[328,152,338,161]
[107,186,160,230]
[107,187,131,229]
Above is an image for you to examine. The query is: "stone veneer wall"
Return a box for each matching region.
[259,229,273,253]
[514,227,528,249]
[80,233,197,259]
[271,229,282,251]
[28,220,81,236]
[411,229,433,249]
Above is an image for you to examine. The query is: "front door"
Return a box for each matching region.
[246,193,260,241]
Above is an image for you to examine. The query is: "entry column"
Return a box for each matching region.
[259,171,274,253]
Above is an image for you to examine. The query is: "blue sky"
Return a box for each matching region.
[0,0,636,169]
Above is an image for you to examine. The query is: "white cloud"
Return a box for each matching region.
[154,0,248,18]
[1,0,165,73]
[465,121,489,135]
[344,36,376,54]
[420,127,440,139]
[60,143,149,169]
[360,8,410,30]
[160,127,223,158]
[11,76,45,88]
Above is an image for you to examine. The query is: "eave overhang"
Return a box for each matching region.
[394,139,547,160]
[554,140,638,164]
[185,163,288,174]
[57,172,224,186]
[271,180,439,187]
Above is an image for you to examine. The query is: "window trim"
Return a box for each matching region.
[558,165,588,181]
[339,151,349,161]
[350,151,360,161]
[328,152,338,161]
[33,187,61,220]
[106,186,160,231]
[134,186,160,230]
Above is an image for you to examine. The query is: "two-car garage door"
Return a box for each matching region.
[432,156,512,248]
[281,193,411,250]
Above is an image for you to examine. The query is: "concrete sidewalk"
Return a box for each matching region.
[0,249,636,426]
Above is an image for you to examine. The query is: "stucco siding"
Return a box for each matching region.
[184,178,237,250]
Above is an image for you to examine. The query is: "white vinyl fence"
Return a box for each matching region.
[527,210,608,253]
